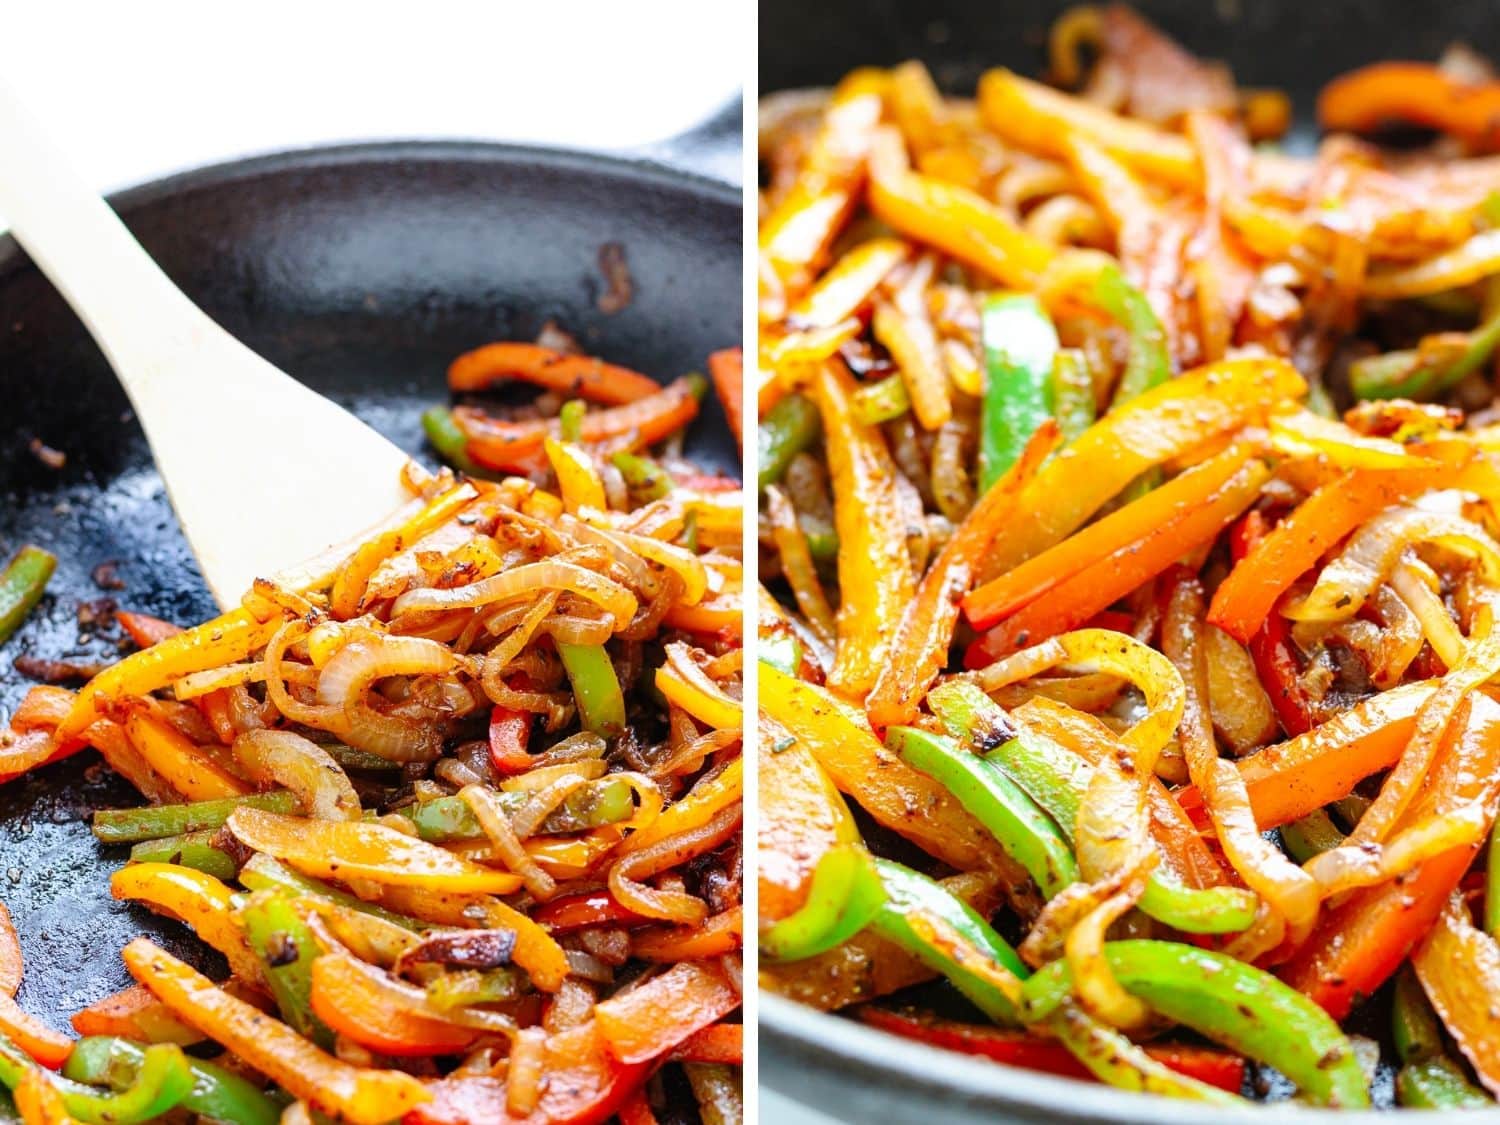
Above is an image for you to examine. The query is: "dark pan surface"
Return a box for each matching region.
[0,141,740,1027]
[759,1,1499,1120]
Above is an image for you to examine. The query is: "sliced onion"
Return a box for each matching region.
[563,949,614,983]
[390,560,637,626]
[1391,557,1468,669]
[510,771,598,840]
[459,785,556,900]
[233,730,360,821]
[315,635,457,763]
[607,803,740,924]
[1306,799,1490,896]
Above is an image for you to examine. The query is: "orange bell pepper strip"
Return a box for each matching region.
[594,961,740,1065]
[867,126,1055,290]
[859,1007,1245,1093]
[374,886,568,992]
[110,864,263,989]
[966,440,1262,630]
[1207,465,1447,644]
[662,592,744,641]
[114,611,184,649]
[0,903,71,1069]
[227,808,523,896]
[982,357,1306,579]
[707,347,744,449]
[867,422,1060,730]
[1280,691,1500,1018]
[811,359,915,697]
[965,452,1269,664]
[1320,62,1500,150]
[121,706,251,801]
[8,686,74,735]
[0,730,77,788]
[122,937,429,1125]
[978,68,1200,189]
[57,608,282,742]
[308,951,489,1057]
[632,906,744,962]
[1413,895,1500,1097]
[617,1088,657,1125]
[760,662,1012,877]
[669,1023,743,1065]
[411,1021,648,1125]
[456,375,702,473]
[759,716,860,923]
[13,1069,76,1124]
[68,983,204,1047]
[447,342,661,404]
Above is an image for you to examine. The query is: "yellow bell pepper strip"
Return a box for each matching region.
[873,294,950,433]
[978,295,1058,491]
[888,726,1077,900]
[632,904,743,963]
[760,842,886,962]
[225,808,523,895]
[93,790,297,845]
[543,438,607,514]
[762,664,1014,877]
[0,1036,195,1125]
[759,716,859,924]
[110,864,262,988]
[63,1036,282,1125]
[1269,409,1437,471]
[1414,895,1500,1098]
[557,643,625,737]
[619,756,741,858]
[1019,942,1369,1108]
[241,892,334,1048]
[120,706,250,801]
[788,237,910,328]
[0,546,55,650]
[1362,228,1500,301]
[594,960,739,1065]
[811,359,915,697]
[58,608,283,743]
[1391,965,1492,1109]
[1207,465,1445,644]
[980,356,1306,579]
[121,938,429,1124]
[655,643,742,731]
[867,422,1059,730]
[756,393,821,492]
[966,451,1269,663]
[978,69,1200,189]
[867,126,1055,290]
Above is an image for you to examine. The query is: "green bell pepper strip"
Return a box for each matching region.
[1050,348,1095,442]
[1280,809,1345,865]
[93,791,298,845]
[761,843,887,962]
[926,682,1258,934]
[611,452,671,501]
[1390,965,1490,1108]
[0,1034,194,1125]
[1349,306,1500,402]
[319,741,403,771]
[1093,265,1169,407]
[886,725,1077,899]
[979,293,1058,492]
[241,891,336,1048]
[557,642,626,737]
[758,634,802,676]
[64,1037,283,1125]
[1487,815,1500,939]
[850,373,911,426]
[558,399,586,443]
[870,859,1028,1024]
[0,545,55,649]
[393,780,634,843]
[757,393,822,491]
[1021,941,1369,1108]
[238,853,423,932]
[421,406,498,480]
[425,968,524,1010]
[129,830,239,880]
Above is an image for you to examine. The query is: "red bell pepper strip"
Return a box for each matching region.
[1249,610,1329,738]
[965,451,1268,665]
[447,342,661,404]
[593,961,740,1065]
[1207,466,1444,644]
[1280,691,1500,1018]
[488,703,535,776]
[669,1024,742,1065]
[707,348,744,449]
[859,1007,1245,1093]
[114,612,184,649]
[532,891,647,933]
[617,1088,658,1125]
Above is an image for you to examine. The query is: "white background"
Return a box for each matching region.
[5,0,745,194]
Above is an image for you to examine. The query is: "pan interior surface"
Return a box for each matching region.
[0,141,740,1025]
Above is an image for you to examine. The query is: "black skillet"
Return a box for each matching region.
[0,120,740,1044]
[759,1,1500,1120]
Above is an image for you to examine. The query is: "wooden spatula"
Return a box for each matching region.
[0,85,411,609]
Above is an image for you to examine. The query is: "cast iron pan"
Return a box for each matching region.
[0,134,740,1049]
[759,1,1500,1120]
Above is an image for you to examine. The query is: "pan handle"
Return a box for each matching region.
[628,97,742,186]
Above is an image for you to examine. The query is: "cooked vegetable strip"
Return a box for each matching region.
[978,295,1058,490]
[63,1037,281,1125]
[448,342,661,403]
[0,546,55,649]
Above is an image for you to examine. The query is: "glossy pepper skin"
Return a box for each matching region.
[0,545,55,649]
[756,393,821,491]
[63,1036,283,1125]
[978,294,1058,492]
[1390,966,1490,1109]
[0,1033,196,1125]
